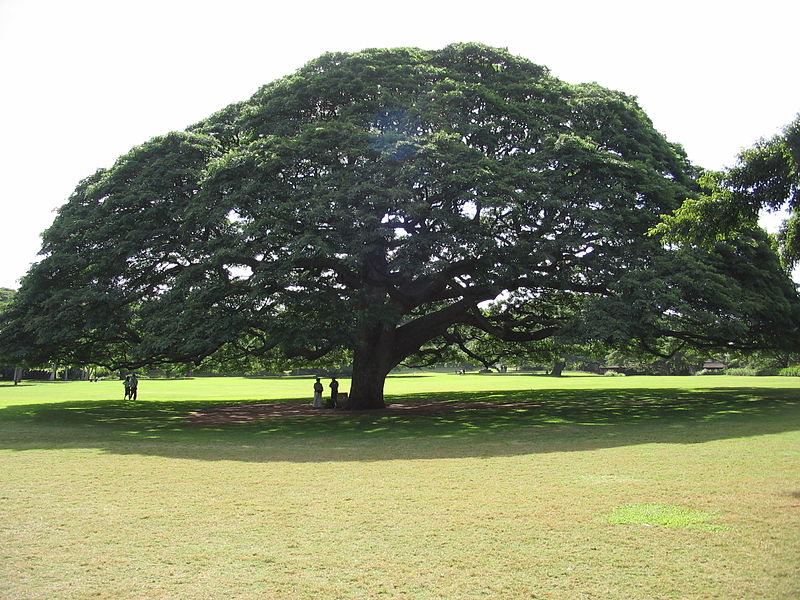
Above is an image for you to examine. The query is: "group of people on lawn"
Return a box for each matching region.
[312,377,342,409]
[121,373,342,407]
[122,374,138,400]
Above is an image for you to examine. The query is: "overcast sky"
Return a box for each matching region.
[1,0,798,290]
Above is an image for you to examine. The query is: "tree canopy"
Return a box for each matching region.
[0,288,14,310]
[2,44,798,408]
[653,115,800,266]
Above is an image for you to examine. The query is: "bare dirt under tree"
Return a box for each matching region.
[186,399,544,426]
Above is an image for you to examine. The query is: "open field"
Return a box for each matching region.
[1,373,799,599]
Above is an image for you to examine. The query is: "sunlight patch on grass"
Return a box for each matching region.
[607,503,728,531]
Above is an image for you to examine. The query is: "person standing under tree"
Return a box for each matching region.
[312,377,324,408]
[129,373,139,401]
[328,377,339,409]
[123,375,131,400]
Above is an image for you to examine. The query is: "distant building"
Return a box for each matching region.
[702,360,726,371]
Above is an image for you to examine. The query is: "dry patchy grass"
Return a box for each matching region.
[1,374,798,599]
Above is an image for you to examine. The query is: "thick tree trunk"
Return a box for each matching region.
[347,323,397,410]
[348,359,390,410]
[550,360,566,377]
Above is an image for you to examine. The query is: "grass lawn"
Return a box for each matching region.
[1,373,798,599]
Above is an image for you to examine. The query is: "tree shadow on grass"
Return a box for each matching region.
[0,386,798,462]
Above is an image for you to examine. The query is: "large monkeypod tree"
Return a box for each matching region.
[2,44,798,409]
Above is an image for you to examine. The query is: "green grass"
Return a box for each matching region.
[1,373,799,599]
[607,503,728,531]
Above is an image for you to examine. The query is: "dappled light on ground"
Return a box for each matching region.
[0,384,797,462]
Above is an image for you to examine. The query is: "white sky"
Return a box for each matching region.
[1,0,798,290]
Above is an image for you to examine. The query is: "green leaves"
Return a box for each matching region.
[653,115,800,266]
[583,228,800,351]
[2,44,798,381]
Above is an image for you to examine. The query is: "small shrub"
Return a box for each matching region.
[778,365,800,376]
[723,368,760,376]
[603,370,626,377]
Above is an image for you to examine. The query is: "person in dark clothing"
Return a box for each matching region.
[328,377,339,408]
[129,374,139,401]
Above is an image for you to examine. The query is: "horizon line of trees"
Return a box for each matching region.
[4,346,800,382]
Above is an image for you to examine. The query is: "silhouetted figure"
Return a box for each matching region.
[123,375,132,400]
[129,374,139,401]
[327,377,339,408]
[312,377,324,408]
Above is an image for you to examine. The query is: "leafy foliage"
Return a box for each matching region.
[0,288,15,309]
[1,44,798,407]
[579,229,800,353]
[653,115,800,266]
[722,368,761,376]
[0,288,17,365]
